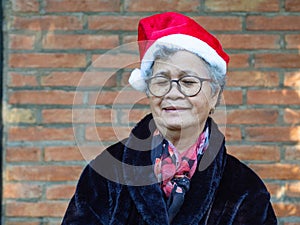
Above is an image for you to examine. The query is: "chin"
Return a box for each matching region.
[163,118,193,130]
[164,122,183,131]
[154,117,180,131]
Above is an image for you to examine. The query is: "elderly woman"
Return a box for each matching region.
[62,12,277,225]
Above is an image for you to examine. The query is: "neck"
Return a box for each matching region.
[162,123,206,154]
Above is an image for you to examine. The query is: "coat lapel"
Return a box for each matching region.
[122,114,170,225]
[120,115,227,225]
[172,119,227,224]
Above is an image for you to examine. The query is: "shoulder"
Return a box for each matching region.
[74,140,128,201]
[219,153,277,224]
[86,138,128,183]
[92,139,128,165]
[222,152,269,195]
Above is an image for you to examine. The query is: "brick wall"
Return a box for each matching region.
[2,0,300,224]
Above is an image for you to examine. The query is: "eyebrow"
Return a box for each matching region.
[153,70,200,77]
[181,70,200,76]
[152,70,169,77]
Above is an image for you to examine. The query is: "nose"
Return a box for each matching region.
[165,81,185,98]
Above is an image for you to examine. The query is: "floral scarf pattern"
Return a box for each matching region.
[153,126,209,222]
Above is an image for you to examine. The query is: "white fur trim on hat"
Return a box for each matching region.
[128,68,147,91]
[129,34,227,91]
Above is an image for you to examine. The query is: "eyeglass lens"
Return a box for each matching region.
[147,76,205,97]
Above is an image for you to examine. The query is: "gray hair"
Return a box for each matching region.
[144,45,226,106]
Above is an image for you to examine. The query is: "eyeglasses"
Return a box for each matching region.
[146,75,212,97]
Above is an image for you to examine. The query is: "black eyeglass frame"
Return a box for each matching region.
[145,75,212,97]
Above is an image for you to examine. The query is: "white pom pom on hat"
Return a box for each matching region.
[129,12,230,92]
[128,68,147,92]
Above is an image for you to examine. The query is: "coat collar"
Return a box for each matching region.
[122,114,227,225]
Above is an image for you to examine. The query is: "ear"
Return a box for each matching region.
[209,86,221,110]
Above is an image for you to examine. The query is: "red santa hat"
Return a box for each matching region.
[129,12,230,91]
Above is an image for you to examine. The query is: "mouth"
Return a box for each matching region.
[162,106,188,111]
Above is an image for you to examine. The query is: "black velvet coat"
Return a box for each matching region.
[62,114,277,225]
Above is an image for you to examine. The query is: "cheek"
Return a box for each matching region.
[191,94,211,116]
[149,97,162,115]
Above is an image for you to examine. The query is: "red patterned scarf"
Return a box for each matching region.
[154,126,209,197]
[153,126,209,222]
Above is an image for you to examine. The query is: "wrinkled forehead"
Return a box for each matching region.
[151,49,211,78]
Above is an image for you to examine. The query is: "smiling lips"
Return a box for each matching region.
[163,106,189,111]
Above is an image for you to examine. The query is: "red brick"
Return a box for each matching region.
[4,3,300,223]
[285,145,300,161]
[8,127,75,141]
[120,71,133,87]
[284,109,300,124]
[43,222,61,225]
[245,126,300,142]
[227,145,280,161]
[120,109,151,123]
[247,90,300,105]
[8,72,38,87]
[273,202,300,217]
[12,0,39,12]
[9,90,82,105]
[124,0,200,12]
[247,16,300,30]
[3,183,42,198]
[42,34,119,50]
[120,37,140,58]
[9,53,86,68]
[255,54,300,69]
[92,53,139,69]
[6,147,40,162]
[205,0,279,12]
[286,34,300,49]
[223,90,243,105]
[6,201,68,217]
[85,126,131,142]
[193,17,242,31]
[44,146,84,161]
[6,222,40,225]
[286,182,300,197]
[88,16,139,31]
[45,0,120,12]
[42,109,116,124]
[216,34,280,49]
[227,71,279,87]
[226,109,278,124]
[89,90,148,105]
[265,182,283,198]
[7,165,83,181]
[250,164,300,180]
[46,185,76,200]
[228,54,249,68]
[12,16,83,31]
[9,34,35,50]
[224,127,241,141]
[123,35,138,44]
[41,71,116,87]
[284,71,300,87]
[44,146,104,161]
[286,0,300,11]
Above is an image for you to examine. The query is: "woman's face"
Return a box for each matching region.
[149,50,219,134]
